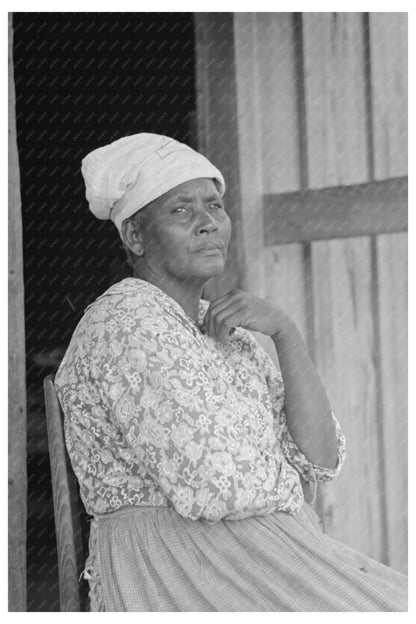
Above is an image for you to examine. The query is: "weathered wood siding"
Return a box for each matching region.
[370,13,408,572]
[8,13,27,611]
[301,11,384,561]
[196,12,407,573]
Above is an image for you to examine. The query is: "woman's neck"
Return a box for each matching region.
[133,266,205,323]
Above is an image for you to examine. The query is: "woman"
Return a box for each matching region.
[55,133,407,611]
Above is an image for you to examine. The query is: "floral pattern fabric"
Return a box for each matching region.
[55,278,345,522]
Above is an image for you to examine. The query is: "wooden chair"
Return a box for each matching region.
[43,375,89,611]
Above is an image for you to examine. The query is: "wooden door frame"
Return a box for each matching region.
[194,13,245,297]
[8,12,27,612]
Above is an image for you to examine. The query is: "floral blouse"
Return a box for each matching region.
[55,278,346,522]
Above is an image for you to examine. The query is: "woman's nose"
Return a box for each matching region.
[195,211,218,235]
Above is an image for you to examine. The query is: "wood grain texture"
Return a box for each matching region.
[254,12,300,194]
[8,13,27,612]
[44,376,86,611]
[194,13,244,300]
[302,12,386,560]
[312,238,385,557]
[233,13,267,298]
[376,233,408,573]
[264,244,308,341]
[370,13,408,574]
[303,13,369,188]
[370,13,408,180]
[264,177,407,244]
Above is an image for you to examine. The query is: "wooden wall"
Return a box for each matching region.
[196,12,407,573]
[8,13,27,611]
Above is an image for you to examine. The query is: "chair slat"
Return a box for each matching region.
[43,375,87,611]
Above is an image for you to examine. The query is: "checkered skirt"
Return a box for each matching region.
[84,503,407,612]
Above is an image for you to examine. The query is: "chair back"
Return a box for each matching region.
[43,374,88,611]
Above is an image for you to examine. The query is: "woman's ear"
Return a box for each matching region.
[121,219,145,257]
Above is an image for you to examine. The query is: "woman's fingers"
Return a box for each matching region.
[202,289,288,340]
[215,308,243,343]
[202,290,241,335]
[208,300,241,338]
[206,299,248,343]
[203,294,235,336]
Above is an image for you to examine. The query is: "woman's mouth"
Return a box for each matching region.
[194,243,224,253]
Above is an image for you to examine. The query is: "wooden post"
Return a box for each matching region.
[194,13,245,299]
[8,12,27,612]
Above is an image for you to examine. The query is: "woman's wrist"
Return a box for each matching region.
[270,314,298,342]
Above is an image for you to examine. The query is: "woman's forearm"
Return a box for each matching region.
[272,320,338,469]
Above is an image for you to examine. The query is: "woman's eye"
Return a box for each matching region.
[209,203,224,210]
[172,206,189,214]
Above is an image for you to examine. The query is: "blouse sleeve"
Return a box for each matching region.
[258,341,346,485]
[280,408,346,483]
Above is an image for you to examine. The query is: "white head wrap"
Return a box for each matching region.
[81,133,225,236]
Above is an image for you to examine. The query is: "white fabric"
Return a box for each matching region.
[81,133,225,234]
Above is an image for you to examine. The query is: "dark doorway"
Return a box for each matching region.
[13,12,196,610]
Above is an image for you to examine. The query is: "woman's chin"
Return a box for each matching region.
[169,257,227,283]
[196,259,226,279]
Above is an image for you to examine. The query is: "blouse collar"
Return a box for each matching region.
[91,277,210,333]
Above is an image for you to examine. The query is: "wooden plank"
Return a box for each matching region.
[376,233,408,573]
[313,237,386,558]
[303,13,369,187]
[233,13,266,298]
[370,13,408,180]
[291,13,318,396]
[254,13,301,193]
[194,13,244,299]
[302,13,385,561]
[370,13,408,574]
[264,244,308,342]
[44,377,86,611]
[264,177,408,244]
[8,13,27,612]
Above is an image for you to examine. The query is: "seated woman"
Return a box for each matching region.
[55,133,407,612]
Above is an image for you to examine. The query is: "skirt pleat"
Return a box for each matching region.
[87,504,407,612]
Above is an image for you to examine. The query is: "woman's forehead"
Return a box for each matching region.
[161,178,220,203]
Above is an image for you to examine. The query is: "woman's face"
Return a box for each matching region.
[137,177,231,284]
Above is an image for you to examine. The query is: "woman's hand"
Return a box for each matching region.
[202,289,295,344]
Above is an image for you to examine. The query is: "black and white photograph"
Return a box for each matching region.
[8,6,408,613]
